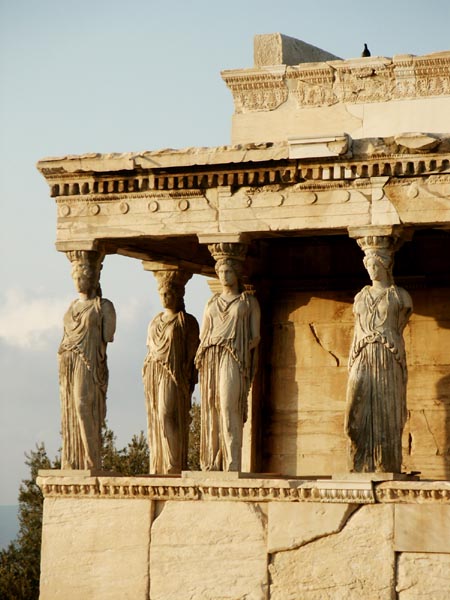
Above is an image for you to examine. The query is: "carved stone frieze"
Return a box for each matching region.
[288,66,336,107]
[37,475,450,504]
[334,61,395,104]
[413,56,450,98]
[223,53,450,111]
[375,481,450,503]
[37,476,374,503]
[221,70,288,113]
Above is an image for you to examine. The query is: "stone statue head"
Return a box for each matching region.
[363,250,394,285]
[67,250,104,297]
[214,257,245,293]
[357,236,395,285]
[208,242,247,294]
[154,270,192,312]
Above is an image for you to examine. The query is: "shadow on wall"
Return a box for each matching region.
[261,230,450,480]
[396,231,450,480]
[404,289,450,480]
[438,372,450,479]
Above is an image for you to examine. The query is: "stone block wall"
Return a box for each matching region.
[403,288,450,479]
[38,476,450,600]
[266,291,352,475]
[40,497,152,598]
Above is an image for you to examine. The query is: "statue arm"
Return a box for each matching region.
[398,288,413,330]
[348,290,362,370]
[101,299,116,343]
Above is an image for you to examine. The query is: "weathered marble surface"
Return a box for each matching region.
[40,497,151,600]
[254,33,340,67]
[267,502,358,553]
[150,501,268,600]
[35,133,450,255]
[397,553,450,600]
[269,504,395,600]
[395,504,450,553]
[264,281,450,480]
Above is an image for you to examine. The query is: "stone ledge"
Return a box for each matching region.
[375,480,450,503]
[36,473,450,504]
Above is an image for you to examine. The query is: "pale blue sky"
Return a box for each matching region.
[1,0,449,504]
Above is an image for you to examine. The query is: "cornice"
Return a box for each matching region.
[39,141,450,199]
[220,67,289,112]
[37,474,450,505]
[222,52,450,111]
[374,480,450,503]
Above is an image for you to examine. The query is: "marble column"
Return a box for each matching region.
[142,266,199,474]
[345,233,413,473]
[58,250,116,470]
[195,242,261,472]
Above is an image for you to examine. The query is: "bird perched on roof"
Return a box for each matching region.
[361,43,371,57]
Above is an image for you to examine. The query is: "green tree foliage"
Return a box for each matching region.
[0,413,201,598]
[101,426,149,475]
[188,402,201,470]
[0,444,58,600]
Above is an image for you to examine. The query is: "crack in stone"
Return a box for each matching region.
[309,322,340,367]
[204,194,219,218]
[408,431,413,456]
[422,410,441,455]
[268,505,362,555]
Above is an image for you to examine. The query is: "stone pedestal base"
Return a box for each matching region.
[37,474,450,600]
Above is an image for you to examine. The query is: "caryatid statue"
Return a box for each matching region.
[345,235,413,473]
[195,243,261,472]
[58,250,116,470]
[143,269,199,474]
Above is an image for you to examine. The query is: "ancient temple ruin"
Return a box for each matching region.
[37,34,450,599]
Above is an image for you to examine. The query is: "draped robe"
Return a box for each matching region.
[143,311,199,474]
[58,297,115,470]
[345,285,412,472]
[195,292,259,471]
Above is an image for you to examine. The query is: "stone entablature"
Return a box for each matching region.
[37,135,450,254]
[38,136,450,197]
[222,52,450,113]
[37,473,450,505]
